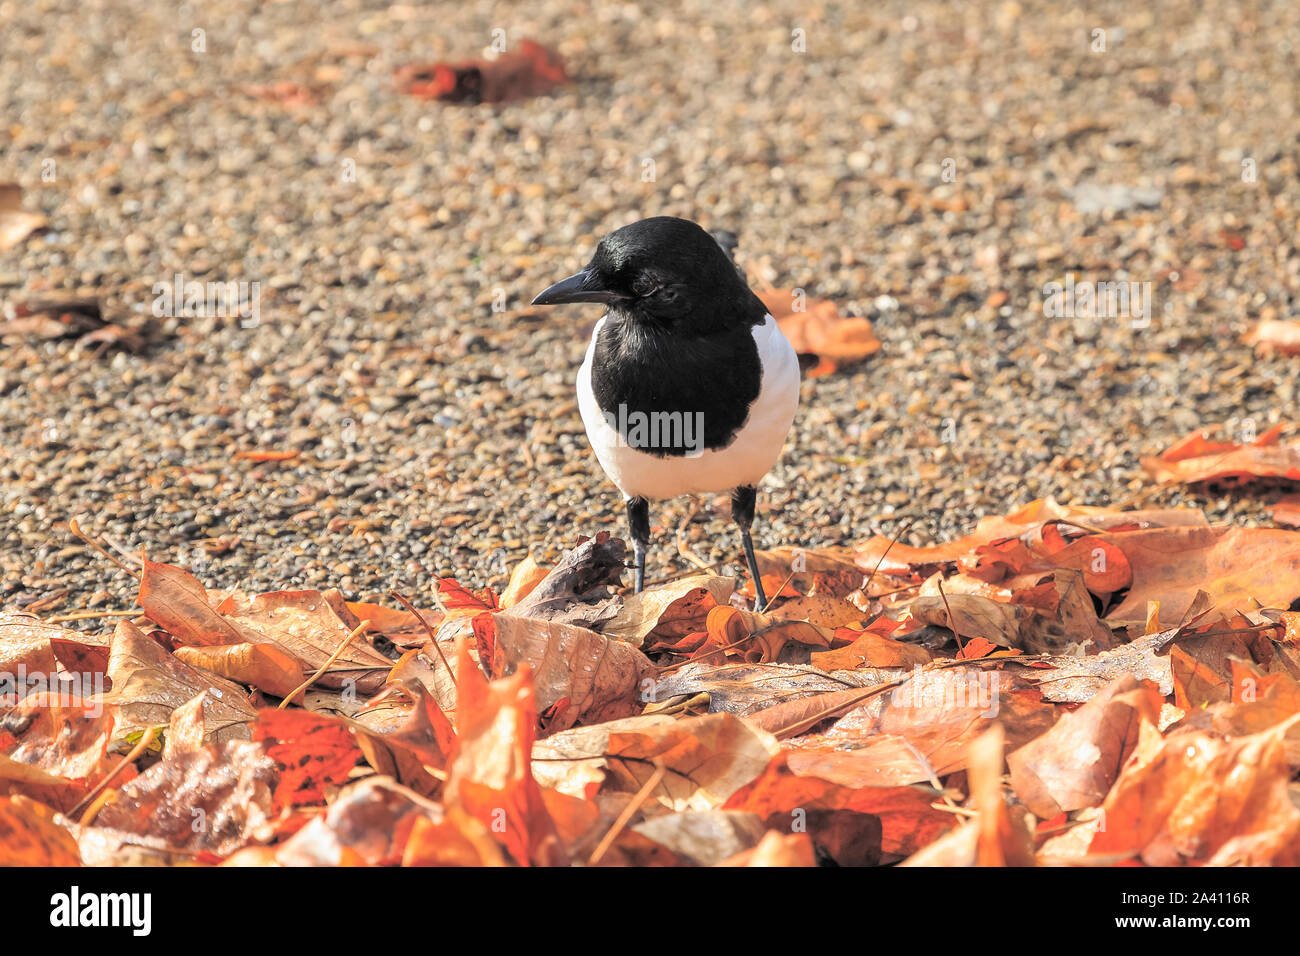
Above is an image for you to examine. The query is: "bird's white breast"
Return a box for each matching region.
[576,314,800,501]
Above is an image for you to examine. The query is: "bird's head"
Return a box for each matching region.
[531,216,763,332]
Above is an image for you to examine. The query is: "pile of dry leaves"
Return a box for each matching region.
[5,449,1300,866]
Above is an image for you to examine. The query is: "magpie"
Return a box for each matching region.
[531,216,801,610]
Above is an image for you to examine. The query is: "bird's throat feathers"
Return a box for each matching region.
[590,311,765,457]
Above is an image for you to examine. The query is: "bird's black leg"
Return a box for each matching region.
[626,496,650,593]
[731,485,768,611]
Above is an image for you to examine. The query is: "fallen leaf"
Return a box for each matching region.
[746,684,897,739]
[138,559,251,648]
[910,591,1030,650]
[0,753,90,814]
[1274,494,1300,528]
[215,589,391,694]
[349,680,455,796]
[163,692,212,760]
[273,775,440,866]
[901,724,1036,866]
[499,555,550,609]
[631,810,767,865]
[232,449,300,462]
[912,569,1116,655]
[0,183,46,250]
[1007,674,1163,818]
[395,39,569,104]
[443,641,566,865]
[435,579,499,614]
[724,751,953,858]
[717,829,817,866]
[532,710,777,813]
[1089,717,1300,865]
[47,634,112,682]
[853,499,1207,575]
[386,647,458,712]
[1169,639,1239,711]
[401,804,509,867]
[174,641,308,700]
[646,660,887,717]
[472,613,654,731]
[600,575,734,647]
[809,629,931,669]
[0,691,118,786]
[103,620,256,745]
[651,605,836,664]
[239,81,325,106]
[757,289,881,376]
[965,534,1133,596]
[767,593,870,629]
[1098,526,1300,626]
[502,532,625,628]
[252,708,362,809]
[737,573,803,603]
[1245,320,1300,357]
[0,610,62,675]
[347,601,443,649]
[91,739,278,856]
[794,667,1056,780]
[1143,424,1300,485]
[0,795,80,865]
[752,546,864,596]
[1004,630,1175,703]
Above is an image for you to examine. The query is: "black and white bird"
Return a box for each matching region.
[531,216,800,610]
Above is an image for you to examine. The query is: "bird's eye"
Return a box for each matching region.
[632,276,660,297]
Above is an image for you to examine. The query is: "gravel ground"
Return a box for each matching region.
[2,0,1299,621]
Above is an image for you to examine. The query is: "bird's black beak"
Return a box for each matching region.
[531,270,630,306]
